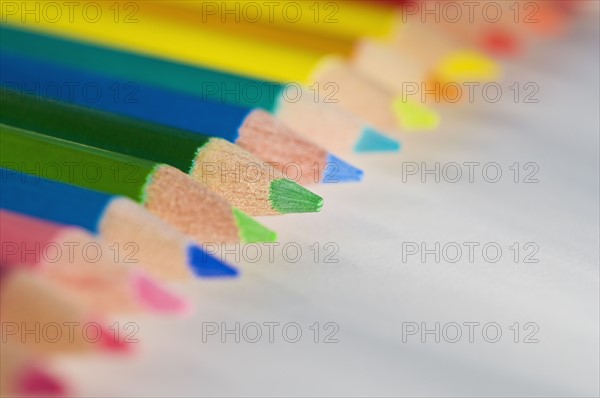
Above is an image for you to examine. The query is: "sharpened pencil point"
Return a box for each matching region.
[188,245,239,278]
[323,154,364,183]
[393,99,440,131]
[436,51,500,82]
[232,208,278,243]
[18,366,67,397]
[134,272,190,314]
[355,128,401,152]
[98,325,133,353]
[483,30,521,57]
[270,179,323,214]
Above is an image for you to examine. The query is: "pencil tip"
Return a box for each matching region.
[98,325,133,353]
[355,128,401,152]
[188,245,239,278]
[483,29,521,57]
[393,99,440,131]
[436,50,501,82]
[323,154,364,183]
[270,179,324,214]
[232,208,278,243]
[134,272,190,314]
[18,366,67,397]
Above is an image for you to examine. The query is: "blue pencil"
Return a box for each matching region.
[0,168,238,280]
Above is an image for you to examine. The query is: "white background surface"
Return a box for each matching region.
[56,10,599,397]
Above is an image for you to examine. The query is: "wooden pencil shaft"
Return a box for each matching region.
[0,54,350,189]
[0,175,198,281]
[0,209,97,267]
[1,2,324,83]
[0,87,209,173]
[1,15,399,134]
[1,124,244,242]
[0,210,136,280]
[0,168,212,279]
[0,270,94,353]
[169,0,397,40]
[0,25,381,153]
[0,124,156,203]
[0,50,250,143]
[0,168,116,234]
[0,25,284,112]
[146,2,357,56]
[0,340,67,396]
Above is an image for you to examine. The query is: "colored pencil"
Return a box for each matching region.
[0,123,313,224]
[412,1,572,56]
[0,268,131,355]
[162,1,496,118]
[150,1,440,130]
[390,22,500,86]
[0,91,321,214]
[0,124,278,242]
[0,104,290,246]
[397,0,578,55]
[167,1,498,89]
[173,0,399,41]
[170,0,512,57]
[0,168,238,280]
[367,0,521,57]
[1,209,190,315]
[0,341,67,397]
[0,2,404,132]
[0,50,362,184]
[0,25,400,153]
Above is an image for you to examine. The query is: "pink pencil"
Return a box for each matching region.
[0,210,189,315]
[1,340,69,397]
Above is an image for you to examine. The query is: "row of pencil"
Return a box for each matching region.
[0,0,586,396]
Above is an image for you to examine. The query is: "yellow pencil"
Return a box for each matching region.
[158,1,498,127]
[169,1,500,87]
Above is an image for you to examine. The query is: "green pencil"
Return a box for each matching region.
[0,89,323,216]
[0,124,284,244]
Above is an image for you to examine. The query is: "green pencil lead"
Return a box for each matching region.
[269,179,324,214]
[232,208,278,243]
